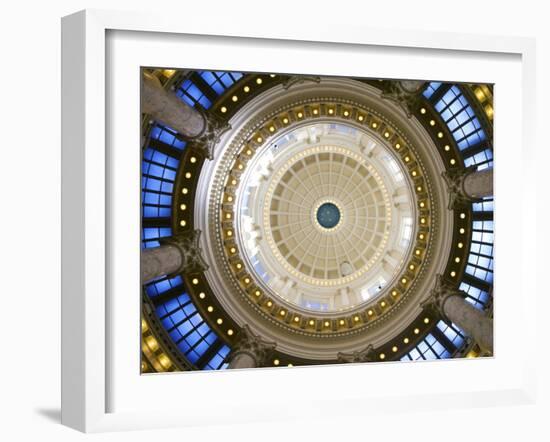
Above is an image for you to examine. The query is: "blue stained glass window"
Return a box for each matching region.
[156,294,220,363]
[464,148,493,171]
[204,345,231,370]
[460,282,490,310]
[142,147,179,222]
[199,71,243,96]
[434,86,486,150]
[466,254,494,283]
[400,332,452,361]
[466,220,494,283]
[142,226,172,249]
[423,81,442,99]
[150,280,232,369]
[175,79,212,109]
[436,320,465,349]
[149,123,187,150]
[472,197,494,212]
[145,275,183,297]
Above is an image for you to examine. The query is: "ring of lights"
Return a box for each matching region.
[196,78,453,359]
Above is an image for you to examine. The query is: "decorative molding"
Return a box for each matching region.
[191,109,232,160]
[194,78,453,359]
[420,274,462,322]
[282,75,321,90]
[441,165,481,210]
[381,80,427,118]
[227,324,276,367]
[337,344,375,363]
[209,96,437,336]
[160,229,209,273]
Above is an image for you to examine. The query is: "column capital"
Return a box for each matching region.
[337,344,376,363]
[191,109,232,160]
[424,276,493,354]
[282,75,321,90]
[381,80,428,118]
[228,325,276,367]
[441,165,480,210]
[421,274,463,321]
[160,229,209,274]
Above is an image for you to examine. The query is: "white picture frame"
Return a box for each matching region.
[61,9,538,433]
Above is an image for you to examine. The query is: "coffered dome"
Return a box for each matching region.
[235,121,416,314]
[195,77,453,359]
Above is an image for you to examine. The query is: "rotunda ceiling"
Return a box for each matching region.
[235,121,416,314]
[194,77,453,359]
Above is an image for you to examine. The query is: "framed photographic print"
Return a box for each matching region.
[139,68,494,373]
[62,9,537,433]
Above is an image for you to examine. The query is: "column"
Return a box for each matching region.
[227,325,276,369]
[227,352,257,369]
[142,72,232,160]
[442,166,494,209]
[424,275,493,354]
[141,244,182,284]
[142,72,206,138]
[441,295,493,354]
[463,168,493,199]
[337,344,375,363]
[140,230,208,284]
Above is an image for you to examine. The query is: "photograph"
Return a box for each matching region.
[139,68,494,372]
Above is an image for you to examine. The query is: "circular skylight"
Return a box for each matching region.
[316,202,341,229]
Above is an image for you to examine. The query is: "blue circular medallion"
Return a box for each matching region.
[316,202,341,229]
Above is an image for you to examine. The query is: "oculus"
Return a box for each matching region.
[316,202,341,230]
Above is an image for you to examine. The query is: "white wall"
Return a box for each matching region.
[0,0,547,440]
